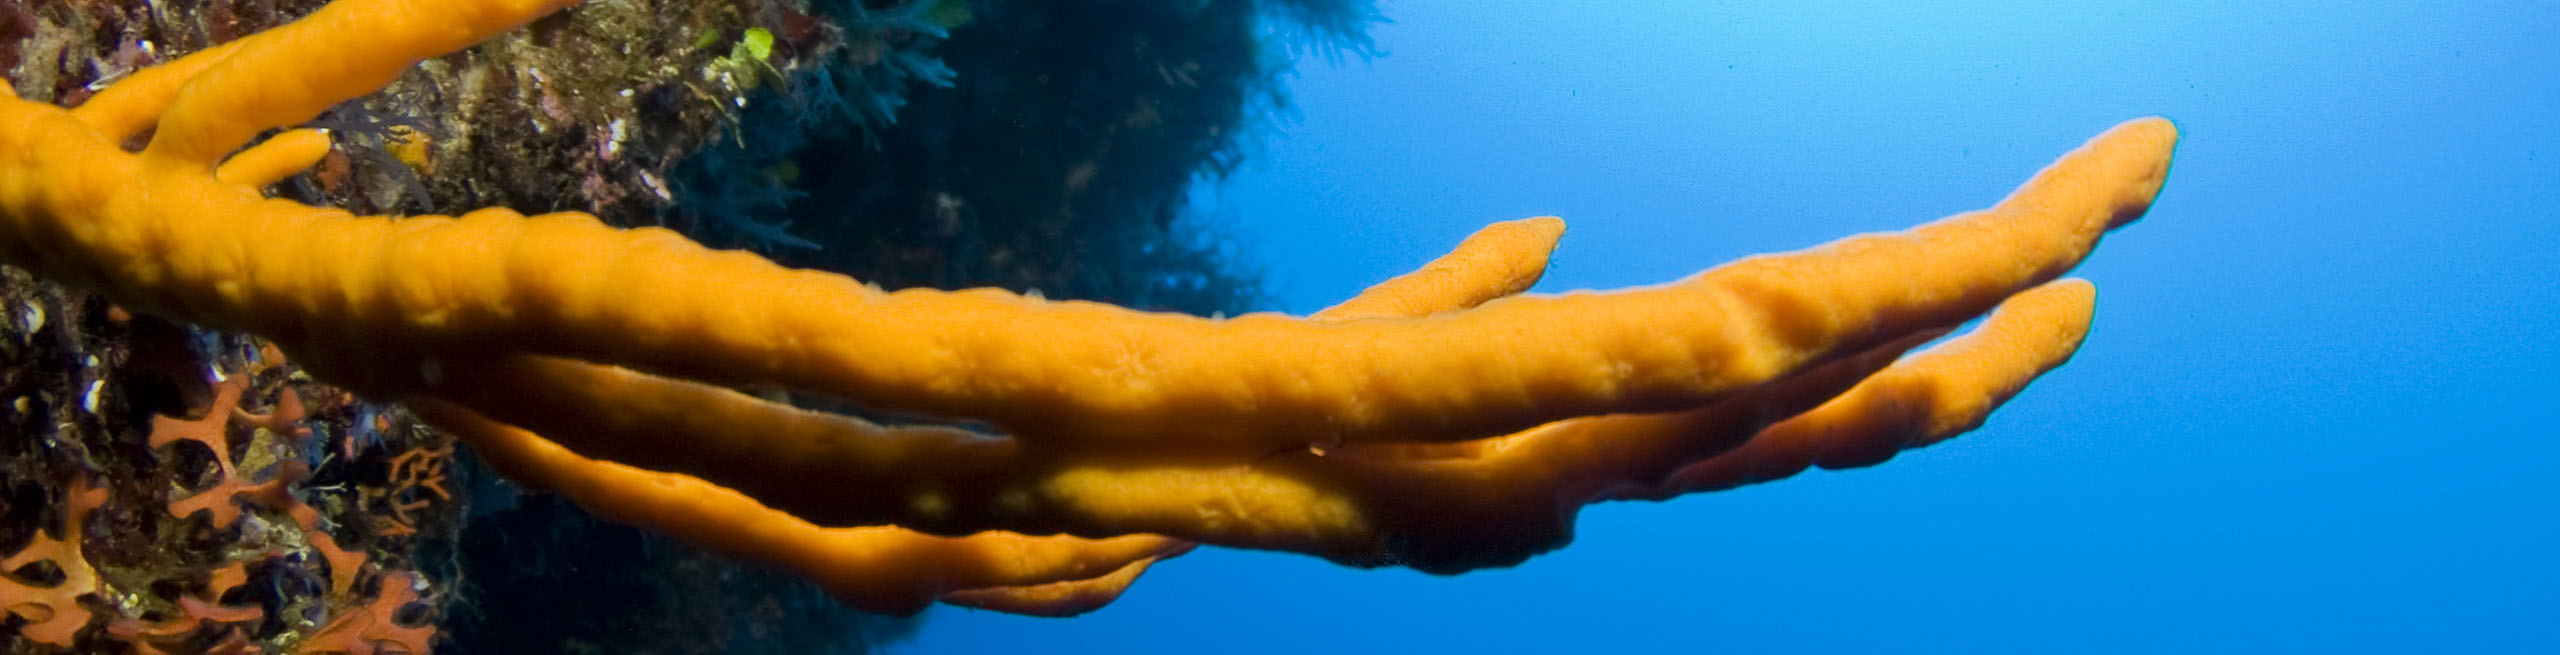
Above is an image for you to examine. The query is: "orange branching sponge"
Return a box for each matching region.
[401,125,2166,571]
[0,0,2178,616]
[403,216,1566,615]
[408,402,1197,617]
[1641,279,2104,495]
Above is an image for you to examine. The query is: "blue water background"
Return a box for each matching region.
[907,1,2559,651]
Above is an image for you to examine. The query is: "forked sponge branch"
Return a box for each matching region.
[0,0,2175,615]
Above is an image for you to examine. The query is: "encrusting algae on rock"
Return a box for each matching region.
[0,0,2177,643]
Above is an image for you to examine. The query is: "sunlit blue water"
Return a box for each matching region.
[908,1,2559,651]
